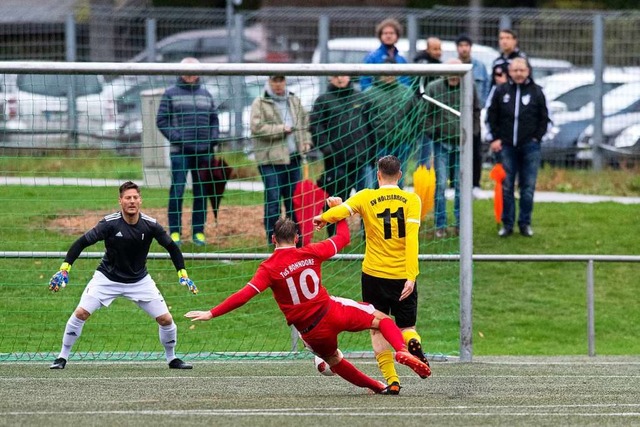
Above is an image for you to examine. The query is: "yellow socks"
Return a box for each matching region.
[402,329,422,347]
[376,349,399,385]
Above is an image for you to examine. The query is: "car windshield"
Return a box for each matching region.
[16,74,102,97]
[554,83,622,112]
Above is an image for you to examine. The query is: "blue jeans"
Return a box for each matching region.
[168,152,208,235]
[434,141,460,230]
[418,134,433,167]
[258,156,301,244]
[500,141,541,230]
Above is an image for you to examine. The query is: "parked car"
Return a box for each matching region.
[0,73,105,142]
[605,123,640,166]
[527,57,574,81]
[576,112,640,167]
[542,81,640,166]
[538,68,640,115]
[129,24,285,63]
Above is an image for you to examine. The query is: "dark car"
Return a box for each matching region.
[542,81,640,166]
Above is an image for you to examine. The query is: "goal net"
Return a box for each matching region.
[0,61,473,362]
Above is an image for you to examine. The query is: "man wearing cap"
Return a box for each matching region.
[250,75,313,245]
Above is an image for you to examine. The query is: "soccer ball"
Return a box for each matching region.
[313,349,343,376]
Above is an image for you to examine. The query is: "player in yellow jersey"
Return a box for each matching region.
[313,155,430,395]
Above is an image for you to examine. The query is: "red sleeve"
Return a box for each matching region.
[330,219,350,252]
[209,284,259,319]
[309,219,350,259]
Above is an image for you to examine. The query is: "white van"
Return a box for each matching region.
[312,37,498,74]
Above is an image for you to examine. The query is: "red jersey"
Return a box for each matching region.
[208,220,350,332]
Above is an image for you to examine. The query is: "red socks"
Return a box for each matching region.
[378,317,406,351]
[330,358,383,392]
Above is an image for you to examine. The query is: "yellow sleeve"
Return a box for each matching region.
[320,190,366,223]
[405,194,421,281]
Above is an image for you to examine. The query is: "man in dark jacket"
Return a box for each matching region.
[486,57,549,238]
[310,76,372,235]
[491,29,527,87]
[156,57,219,246]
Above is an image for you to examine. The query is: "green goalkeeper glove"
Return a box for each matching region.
[49,262,71,292]
[178,269,198,295]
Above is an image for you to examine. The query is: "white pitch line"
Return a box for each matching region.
[2,410,640,418]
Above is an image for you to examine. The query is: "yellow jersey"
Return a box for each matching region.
[321,185,421,281]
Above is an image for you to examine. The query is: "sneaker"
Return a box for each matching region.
[170,232,181,245]
[396,350,431,379]
[407,338,431,378]
[520,225,534,237]
[192,232,206,246]
[50,357,67,369]
[377,381,401,395]
[498,227,513,238]
[168,358,193,369]
[434,228,446,239]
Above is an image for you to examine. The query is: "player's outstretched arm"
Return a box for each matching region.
[184,284,259,321]
[313,196,343,231]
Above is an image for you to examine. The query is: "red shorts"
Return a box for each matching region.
[300,296,375,358]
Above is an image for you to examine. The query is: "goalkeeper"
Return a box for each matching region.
[48,181,197,370]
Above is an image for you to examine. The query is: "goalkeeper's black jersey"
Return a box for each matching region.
[77,212,179,283]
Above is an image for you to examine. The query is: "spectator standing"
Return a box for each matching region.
[486,58,549,238]
[185,215,430,395]
[491,29,528,87]
[313,155,431,395]
[414,37,443,168]
[424,59,481,238]
[250,75,312,245]
[360,18,411,91]
[310,75,372,235]
[48,181,197,370]
[456,34,490,195]
[156,57,219,247]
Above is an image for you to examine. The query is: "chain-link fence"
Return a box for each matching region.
[1,4,639,168]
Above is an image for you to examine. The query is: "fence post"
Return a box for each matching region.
[65,14,78,147]
[145,18,157,63]
[407,14,418,63]
[499,15,512,30]
[587,260,596,356]
[231,14,245,150]
[592,14,605,171]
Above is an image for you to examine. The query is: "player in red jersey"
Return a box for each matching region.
[185,200,430,394]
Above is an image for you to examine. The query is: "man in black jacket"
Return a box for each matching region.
[486,57,549,238]
[491,29,527,87]
[310,75,372,235]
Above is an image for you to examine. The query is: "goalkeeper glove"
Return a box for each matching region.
[178,269,198,295]
[49,262,71,292]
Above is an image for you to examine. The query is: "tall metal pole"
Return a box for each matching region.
[145,18,157,63]
[592,14,604,171]
[459,70,474,362]
[226,0,234,60]
[65,14,78,147]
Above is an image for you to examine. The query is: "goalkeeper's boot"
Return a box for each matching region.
[193,232,206,246]
[170,232,181,246]
[377,381,401,395]
[168,358,193,369]
[50,357,67,370]
[407,338,431,378]
[395,350,431,379]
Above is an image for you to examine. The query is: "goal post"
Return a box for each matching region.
[0,61,474,362]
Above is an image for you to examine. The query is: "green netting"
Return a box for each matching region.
[0,70,463,362]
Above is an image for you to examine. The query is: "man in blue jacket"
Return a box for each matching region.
[156,57,219,246]
[360,18,411,91]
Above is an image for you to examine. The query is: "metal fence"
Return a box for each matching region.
[1,5,639,168]
[1,5,639,65]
